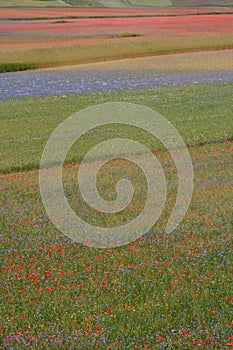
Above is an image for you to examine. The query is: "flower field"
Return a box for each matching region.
[1,83,233,348]
[1,51,233,100]
[1,4,233,349]
[0,10,233,71]
[1,14,233,36]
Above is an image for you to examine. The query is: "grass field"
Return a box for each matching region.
[1,82,233,348]
[1,82,233,173]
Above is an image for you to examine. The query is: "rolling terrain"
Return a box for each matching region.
[1,0,233,7]
[0,0,71,7]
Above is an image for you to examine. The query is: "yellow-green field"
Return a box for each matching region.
[1,35,233,72]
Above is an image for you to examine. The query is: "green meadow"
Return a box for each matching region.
[1,83,233,173]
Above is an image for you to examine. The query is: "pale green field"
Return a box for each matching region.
[97,0,172,7]
[0,0,70,7]
[2,0,232,7]
[78,50,233,73]
[70,0,233,7]
[172,0,233,7]
[0,0,172,7]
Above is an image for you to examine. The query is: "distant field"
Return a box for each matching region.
[0,0,70,7]
[0,0,172,8]
[1,13,232,72]
[97,0,172,7]
[2,15,232,36]
[66,0,233,7]
[1,35,233,73]
[1,8,232,19]
[1,0,233,7]
[171,0,233,7]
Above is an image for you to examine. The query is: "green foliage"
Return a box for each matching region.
[0,63,38,73]
[114,32,141,37]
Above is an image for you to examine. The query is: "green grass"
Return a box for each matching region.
[113,32,141,37]
[1,83,232,348]
[1,83,232,173]
[0,63,39,73]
